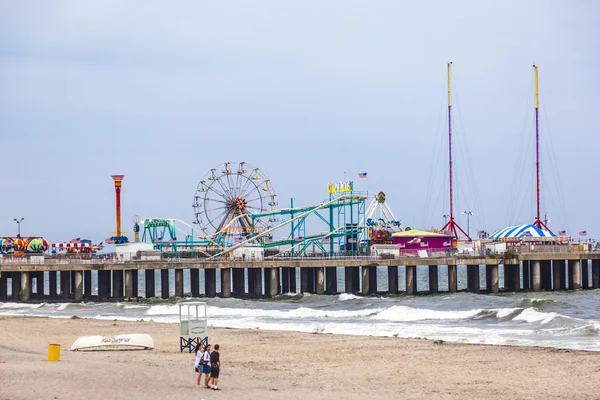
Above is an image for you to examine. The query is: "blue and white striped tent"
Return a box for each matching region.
[489,224,557,240]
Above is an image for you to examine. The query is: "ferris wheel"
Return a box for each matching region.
[193,162,277,244]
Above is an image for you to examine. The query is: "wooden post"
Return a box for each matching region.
[174,269,184,297]
[20,272,30,302]
[467,265,480,293]
[429,266,438,294]
[388,266,399,294]
[11,272,21,301]
[272,267,281,297]
[74,271,83,301]
[289,267,297,293]
[448,265,457,293]
[361,266,370,295]
[488,265,499,294]
[0,273,7,302]
[552,261,561,291]
[522,260,530,290]
[161,269,170,299]
[316,267,324,295]
[592,259,600,289]
[301,268,310,294]
[35,272,44,300]
[368,267,378,294]
[83,270,92,299]
[325,267,337,294]
[345,267,354,294]
[221,268,231,298]
[581,260,589,289]
[570,260,581,290]
[405,265,416,295]
[282,267,290,293]
[205,269,217,298]
[145,270,155,298]
[112,270,123,298]
[125,270,134,298]
[61,271,71,300]
[49,271,58,299]
[531,261,541,292]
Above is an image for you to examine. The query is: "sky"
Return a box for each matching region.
[1,0,599,246]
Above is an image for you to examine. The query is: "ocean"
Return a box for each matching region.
[1,265,599,351]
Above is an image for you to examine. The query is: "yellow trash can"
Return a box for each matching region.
[48,344,61,361]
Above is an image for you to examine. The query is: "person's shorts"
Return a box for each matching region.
[210,366,220,378]
[203,364,211,374]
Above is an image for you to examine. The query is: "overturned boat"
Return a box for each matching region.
[71,334,154,351]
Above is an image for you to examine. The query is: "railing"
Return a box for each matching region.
[1,246,598,266]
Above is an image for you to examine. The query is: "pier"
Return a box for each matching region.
[1,253,599,302]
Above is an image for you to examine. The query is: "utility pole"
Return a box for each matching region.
[463,211,472,238]
[13,217,24,237]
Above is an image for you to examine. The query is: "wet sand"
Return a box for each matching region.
[0,316,599,400]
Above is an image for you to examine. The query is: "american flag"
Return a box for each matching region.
[321,237,330,244]
[348,238,357,243]
[70,238,81,243]
[234,237,243,243]
[105,237,115,244]
[168,238,177,243]
[264,237,273,243]
[443,240,451,246]
[294,237,303,242]
[358,172,367,178]
[579,231,587,237]
[522,231,532,237]
[477,230,485,237]
[153,237,162,243]
[558,230,567,236]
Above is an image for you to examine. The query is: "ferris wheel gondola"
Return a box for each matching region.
[193,162,276,245]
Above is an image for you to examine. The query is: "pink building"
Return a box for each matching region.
[391,230,453,254]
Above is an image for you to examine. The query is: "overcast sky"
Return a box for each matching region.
[1,0,598,245]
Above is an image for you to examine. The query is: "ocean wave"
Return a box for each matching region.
[374,305,483,322]
[518,298,563,309]
[338,293,361,301]
[512,308,561,324]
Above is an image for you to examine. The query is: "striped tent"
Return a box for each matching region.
[489,224,556,240]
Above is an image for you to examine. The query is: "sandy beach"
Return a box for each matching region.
[0,316,599,400]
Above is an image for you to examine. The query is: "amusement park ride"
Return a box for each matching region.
[361,191,402,245]
[0,236,50,256]
[132,162,392,258]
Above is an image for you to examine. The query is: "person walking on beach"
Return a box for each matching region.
[193,344,205,387]
[202,344,212,388]
[209,344,221,390]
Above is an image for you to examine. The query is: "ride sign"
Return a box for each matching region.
[327,181,354,195]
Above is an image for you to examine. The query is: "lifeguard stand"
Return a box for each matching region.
[178,301,208,353]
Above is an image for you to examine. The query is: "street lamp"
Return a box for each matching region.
[463,211,472,238]
[443,214,449,225]
[13,217,24,237]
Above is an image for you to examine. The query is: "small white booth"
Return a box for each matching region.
[231,246,264,261]
[178,301,208,353]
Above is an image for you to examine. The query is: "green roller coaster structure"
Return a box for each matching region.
[140,192,368,259]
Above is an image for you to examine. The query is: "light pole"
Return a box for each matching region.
[443,214,449,226]
[13,217,24,237]
[463,211,472,238]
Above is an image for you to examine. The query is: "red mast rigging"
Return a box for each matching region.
[532,65,551,231]
[440,62,471,241]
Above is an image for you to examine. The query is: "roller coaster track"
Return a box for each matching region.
[208,193,367,259]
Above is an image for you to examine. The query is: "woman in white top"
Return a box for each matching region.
[202,344,212,388]
[193,344,205,387]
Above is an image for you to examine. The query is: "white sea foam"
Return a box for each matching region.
[337,293,361,301]
[375,305,483,322]
[512,308,560,324]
